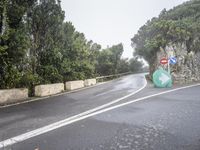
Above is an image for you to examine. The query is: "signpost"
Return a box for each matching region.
[153,68,172,88]
[169,56,177,65]
[166,45,174,74]
[160,58,168,65]
[153,47,177,88]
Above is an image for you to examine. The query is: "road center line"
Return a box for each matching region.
[0,76,147,148]
[1,83,200,148]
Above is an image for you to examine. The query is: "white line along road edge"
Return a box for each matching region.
[1,83,200,148]
[0,75,147,148]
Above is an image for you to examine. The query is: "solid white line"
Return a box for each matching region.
[1,83,200,148]
[0,75,147,148]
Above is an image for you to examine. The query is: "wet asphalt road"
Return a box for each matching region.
[1,74,200,150]
[0,74,146,145]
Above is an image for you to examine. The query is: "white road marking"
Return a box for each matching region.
[0,75,147,148]
[1,83,200,148]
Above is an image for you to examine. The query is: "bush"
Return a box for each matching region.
[19,72,41,96]
[37,65,63,84]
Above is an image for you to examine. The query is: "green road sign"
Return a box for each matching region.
[153,68,172,88]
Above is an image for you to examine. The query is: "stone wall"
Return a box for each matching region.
[156,42,200,84]
[35,83,64,97]
[84,79,96,87]
[0,88,28,104]
[65,80,84,91]
[0,78,99,105]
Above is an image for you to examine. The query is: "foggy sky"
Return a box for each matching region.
[61,0,187,58]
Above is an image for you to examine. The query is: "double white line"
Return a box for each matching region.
[1,81,200,149]
[0,77,148,148]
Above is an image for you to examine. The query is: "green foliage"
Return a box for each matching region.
[27,0,64,79]
[60,23,98,81]
[117,58,130,73]
[0,0,134,94]
[132,0,200,65]
[19,71,41,96]
[0,65,22,89]
[0,0,33,89]
[96,49,113,76]
[129,58,144,73]
[37,65,63,84]
[96,43,124,76]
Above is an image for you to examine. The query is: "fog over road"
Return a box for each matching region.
[1,74,200,150]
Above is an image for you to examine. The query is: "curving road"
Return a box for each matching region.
[1,74,200,150]
[0,74,146,144]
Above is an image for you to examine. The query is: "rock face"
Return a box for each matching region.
[155,42,200,84]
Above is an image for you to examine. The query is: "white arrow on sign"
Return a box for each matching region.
[159,73,170,85]
[169,57,177,64]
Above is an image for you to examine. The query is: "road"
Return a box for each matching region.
[1,74,200,150]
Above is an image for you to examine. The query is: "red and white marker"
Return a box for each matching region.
[160,58,168,65]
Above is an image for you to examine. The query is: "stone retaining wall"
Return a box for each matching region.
[1,78,99,105]
[0,88,28,104]
[35,83,64,97]
[84,79,96,87]
[65,80,84,91]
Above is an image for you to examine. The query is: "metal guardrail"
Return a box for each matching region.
[96,72,131,82]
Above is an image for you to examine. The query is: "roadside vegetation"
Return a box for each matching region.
[131,0,200,76]
[0,0,144,94]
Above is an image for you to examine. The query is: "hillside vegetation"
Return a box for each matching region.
[0,0,143,94]
[132,0,200,75]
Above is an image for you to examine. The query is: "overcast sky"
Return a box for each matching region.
[61,0,187,58]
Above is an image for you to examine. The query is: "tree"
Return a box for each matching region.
[96,49,113,76]
[0,0,36,89]
[61,22,100,81]
[27,0,65,83]
[117,58,130,73]
[96,43,124,76]
[109,43,124,74]
[131,0,200,76]
[129,57,144,73]
[0,0,131,93]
